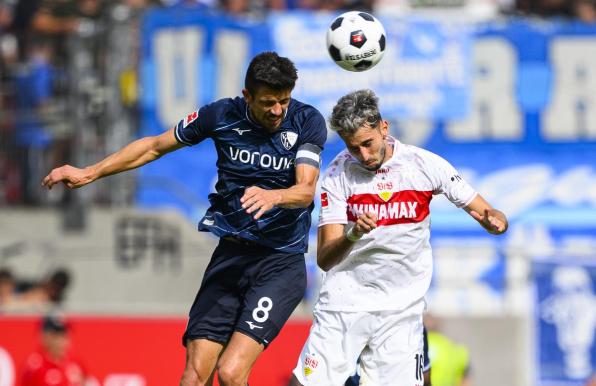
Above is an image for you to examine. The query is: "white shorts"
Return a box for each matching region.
[292,300,425,386]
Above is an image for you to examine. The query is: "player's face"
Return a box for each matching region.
[340,121,390,171]
[243,86,292,133]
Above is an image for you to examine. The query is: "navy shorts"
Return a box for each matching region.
[183,238,306,347]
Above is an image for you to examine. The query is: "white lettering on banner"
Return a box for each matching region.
[0,347,15,386]
[543,38,596,140]
[104,374,146,386]
[541,266,596,379]
[215,31,249,99]
[446,37,522,140]
[228,146,294,170]
[155,27,203,128]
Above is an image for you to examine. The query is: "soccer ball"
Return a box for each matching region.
[326,11,386,72]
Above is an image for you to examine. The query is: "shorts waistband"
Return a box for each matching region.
[221,235,261,248]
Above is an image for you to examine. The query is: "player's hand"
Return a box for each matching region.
[241,186,283,220]
[469,208,507,235]
[352,212,378,238]
[42,165,93,190]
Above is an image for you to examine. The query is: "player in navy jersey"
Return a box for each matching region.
[42,52,327,386]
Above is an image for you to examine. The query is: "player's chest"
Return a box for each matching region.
[345,166,433,223]
[348,165,433,196]
[216,124,300,170]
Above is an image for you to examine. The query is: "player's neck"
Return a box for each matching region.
[381,139,395,165]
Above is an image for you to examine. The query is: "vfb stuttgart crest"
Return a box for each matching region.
[281,131,298,150]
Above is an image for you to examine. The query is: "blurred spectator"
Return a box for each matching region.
[19,268,72,308]
[21,314,88,386]
[514,0,596,21]
[0,267,17,307]
[31,0,101,36]
[573,0,596,22]
[425,315,472,386]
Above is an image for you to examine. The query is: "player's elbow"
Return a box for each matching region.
[316,254,333,272]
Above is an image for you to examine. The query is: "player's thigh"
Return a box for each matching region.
[216,331,264,381]
[292,310,370,386]
[360,312,424,386]
[183,243,246,345]
[236,252,306,346]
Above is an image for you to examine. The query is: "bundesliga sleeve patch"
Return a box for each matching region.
[183,111,199,127]
[296,143,322,168]
[321,192,329,208]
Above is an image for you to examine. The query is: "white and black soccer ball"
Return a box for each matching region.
[326,11,386,72]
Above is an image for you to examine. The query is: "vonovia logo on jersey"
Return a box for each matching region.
[280,131,298,150]
[303,354,319,377]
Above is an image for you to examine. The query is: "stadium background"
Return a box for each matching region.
[0,0,595,385]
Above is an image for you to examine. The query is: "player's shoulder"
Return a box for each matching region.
[322,149,354,180]
[197,97,246,128]
[287,99,325,124]
[395,140,449,169]
[205,96,245,115]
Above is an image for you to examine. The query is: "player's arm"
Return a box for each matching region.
[42,128,183,190]
[317,212,377,271]
[463,194,508,235]
[241,163,319,220]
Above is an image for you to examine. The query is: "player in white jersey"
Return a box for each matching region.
[290,89,508,386]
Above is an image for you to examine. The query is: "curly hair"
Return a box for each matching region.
[329,89,382,136]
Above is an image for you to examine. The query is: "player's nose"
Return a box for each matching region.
[270,103,283,116]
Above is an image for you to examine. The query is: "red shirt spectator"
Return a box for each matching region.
[21,315,87,386]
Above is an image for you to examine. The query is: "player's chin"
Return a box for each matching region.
[363,162,381,171]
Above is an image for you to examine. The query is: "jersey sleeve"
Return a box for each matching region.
[424,151,477,208]
[296,109,327,168]
[318,161,348,226]
[173,103,217,146]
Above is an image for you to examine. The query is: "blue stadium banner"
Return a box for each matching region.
[269,12,472,120]
[533,259,596,386]
[138,11,596,236]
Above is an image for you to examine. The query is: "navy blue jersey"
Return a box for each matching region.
[174,97,327,253]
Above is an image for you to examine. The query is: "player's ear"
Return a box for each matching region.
[380,120,389,138]
[242,88,251,102]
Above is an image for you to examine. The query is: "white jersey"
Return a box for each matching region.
[317,137,477,312]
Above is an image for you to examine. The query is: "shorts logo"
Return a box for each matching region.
[303,354,319,377]
[321,192,329,208]
[245,321,263,330]
[232,128,251,136]
[281,131,298,150]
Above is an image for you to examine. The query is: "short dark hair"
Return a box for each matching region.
[245,52,298,95]
[42,314,68,333]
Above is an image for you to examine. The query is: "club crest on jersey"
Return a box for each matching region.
[280,131,298,150]
[378,191,392,202]
[303,354,319,377]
